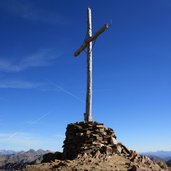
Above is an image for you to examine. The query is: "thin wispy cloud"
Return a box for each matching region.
[26,112,50,125]
[0,78,84,104]
[0,80,44,89]
[7,132,20,140]
[57,85,85,104]
[0,0,66,25]
[0,132,39,145]
[0,132,62,151]
[46,80,85,104]
[0,49,60,73]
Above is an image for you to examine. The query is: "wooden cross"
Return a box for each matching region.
[74,8,109,122]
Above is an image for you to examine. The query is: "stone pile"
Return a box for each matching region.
[61,121,164,170]
[24,121,167,171]
[63,121,119,159]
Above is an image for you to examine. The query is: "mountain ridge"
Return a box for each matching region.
[141,151,171,161]
[0,149,51,170]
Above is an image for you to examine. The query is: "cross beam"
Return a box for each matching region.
[74,24,109,57]
[74,8,109,122]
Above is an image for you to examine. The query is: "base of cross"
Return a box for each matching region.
[84,113,93,122]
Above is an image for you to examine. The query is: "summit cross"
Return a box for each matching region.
[74,8,109,122]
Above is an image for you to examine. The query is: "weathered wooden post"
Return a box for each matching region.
[85,8,93,122]
[74,8,109,122]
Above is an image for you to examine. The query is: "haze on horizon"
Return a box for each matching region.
[0,0,171,153]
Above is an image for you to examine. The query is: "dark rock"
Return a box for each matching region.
[156,160,168,169]
[166,159,171,167]
[52,161,68,169]
[42,152,63,163]
[128,165,141,171]
[100,146,113,156]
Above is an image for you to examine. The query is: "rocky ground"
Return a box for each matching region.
[23,122,171,171]
[23,152,170,171]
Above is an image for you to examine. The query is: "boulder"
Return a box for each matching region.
[42,152,63,163]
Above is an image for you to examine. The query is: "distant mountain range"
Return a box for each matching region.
[0,150,17,155]
[141,151,171,169]
[0,149,51,170]
[141,151,171,161]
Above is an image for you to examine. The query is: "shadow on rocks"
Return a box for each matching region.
[41,152,63,163]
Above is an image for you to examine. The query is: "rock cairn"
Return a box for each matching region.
[63,121,119,159]
[61,121,164,170]
[29,121,167,171]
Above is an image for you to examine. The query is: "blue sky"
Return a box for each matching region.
[0,0,171,152]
